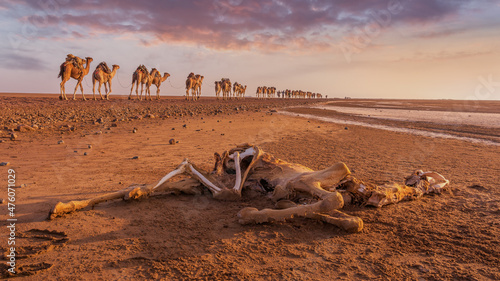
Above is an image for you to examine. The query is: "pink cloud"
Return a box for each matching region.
[5,0,497,52]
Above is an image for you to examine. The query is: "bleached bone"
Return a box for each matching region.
[49,144,449,233]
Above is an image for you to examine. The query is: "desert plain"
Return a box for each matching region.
[0,94,499,280]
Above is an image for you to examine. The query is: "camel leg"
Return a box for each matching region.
[60,79,68,100]
[106,81,111,100]
[49,159,206,219]
[135,81,140,100]
[129,80,135,100]
[72,80,79,100]
[99,82,105,100]
[81,81,86,101]
[92,78,97,100]
[237,192,363,231]
[156,86,160,100]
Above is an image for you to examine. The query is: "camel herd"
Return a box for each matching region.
[58,55,323,101]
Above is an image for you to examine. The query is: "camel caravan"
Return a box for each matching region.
[59,54,322,101]
[256,87,323,99]
[214,78,247,100]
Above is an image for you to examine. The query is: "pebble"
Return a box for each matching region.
[84,152,88,156]
[88,145,92,149]
[182,124,187,128]
[0,162,10,166]
[169,139,176,145]
[16,124,35,132]
[418,265,430,273]
[345,127,348,130]
[15,184,28,188]
[132,156,140,159]
[133,128,137,133]
[0,199,4,204]
[10,133,17,141]
[171,128,175,130]
[58,140,65,144]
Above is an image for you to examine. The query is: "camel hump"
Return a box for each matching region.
[137,65,148,74]
[97,62,111,73]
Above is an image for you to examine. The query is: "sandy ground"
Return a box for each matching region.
[1,95,499,280]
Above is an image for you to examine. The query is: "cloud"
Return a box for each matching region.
[4,0,496,52]
[0,52,49,71]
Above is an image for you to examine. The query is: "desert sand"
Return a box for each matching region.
[1,95,499,280]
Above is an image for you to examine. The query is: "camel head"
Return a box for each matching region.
[85,57,93,63]
[112,65,120,70]
[160,72,170,82]
[188,72,194,78]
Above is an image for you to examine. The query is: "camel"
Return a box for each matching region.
[147,71,170,100]
[233,82,240,99]
[185,73,197,101]
[240,85,247,99]
[48,144,449,233]
[256,87,262,99]
[221,78,232,100]
[92,62,119,101]
[195,75,204,100]
[58,56,93,101]
[215,81,222,100]
[143,68,161,101]
[129,65,151,101]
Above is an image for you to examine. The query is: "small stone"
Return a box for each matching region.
[317,126,321,128]
[84,152,88,156]
[96,131,102,135]
[16,124,34,132]
[0,162,10,166]
[171,128,175,130]
[58,140,65,144]
[119,181,123,185]
[418,265,430,273]
[182,124,187,128]
[133,128,137,133]
[344,127,348,130]
[15,184,27,188]
[96,118,104,124]
[0,140,4,143]
[146,114,155,119]
[132,156,140,160]
[0,199,4,204]
[10,133,17,141]
[88,145,92,149]
[111,123,118,127]
[169,139,176,145]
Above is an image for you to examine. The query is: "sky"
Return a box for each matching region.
[1,0,500,100]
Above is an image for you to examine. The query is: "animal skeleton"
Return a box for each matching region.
[49,144,449,232]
